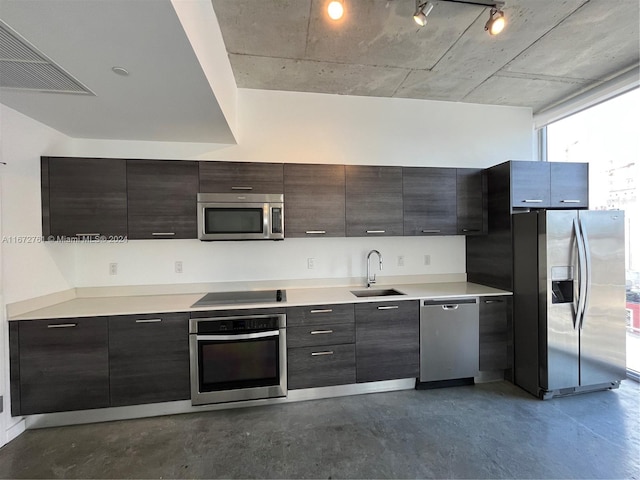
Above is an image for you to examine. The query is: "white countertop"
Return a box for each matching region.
[9,282,511,321]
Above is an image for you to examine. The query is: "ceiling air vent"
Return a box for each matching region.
[0,20,93,95]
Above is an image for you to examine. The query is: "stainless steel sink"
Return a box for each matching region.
[351,288,406,298]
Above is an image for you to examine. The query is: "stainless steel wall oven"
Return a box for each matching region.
[189,312,287,405]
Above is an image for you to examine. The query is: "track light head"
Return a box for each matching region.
[327,0,345,21]
[413,0,434,27]
[485,7,506,35]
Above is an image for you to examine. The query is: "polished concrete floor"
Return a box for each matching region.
[0,380,638,479]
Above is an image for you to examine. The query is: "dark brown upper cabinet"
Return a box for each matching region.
[550,162,589,208]
[127,160,199,239]
[199,161,284,194]
[403,167,457,236]
[345,166,403,237]
[456,168,486,235]
[284,164,346,238]
[42,157,127,239]
[510,161,551,208]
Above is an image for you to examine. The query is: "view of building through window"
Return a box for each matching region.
[547,87,640,377]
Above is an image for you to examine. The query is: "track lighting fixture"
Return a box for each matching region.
[423,0,506,36]
[413,0,434,27]
[327,0,345,21]
[484,6,506,35]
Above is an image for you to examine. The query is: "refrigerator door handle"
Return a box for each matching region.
[574,217,588,330]
[578,217,592,330]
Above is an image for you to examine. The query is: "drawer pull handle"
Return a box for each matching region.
[442,305,459,310]
[311,351,334,356]
[151,232,175,236]
[75,233,100,237]
[47,323,77,328]
[366,230,385,234]
[421,229,440,233]
[136,319,162,323]
[310,330,334,335]
[310,309,333,314]
[306,231,326,235]
[483,300,504,304]
[561,200,581,203]
[377,305,399,310]
[522,199,542,203]
[231,186,253,191]
[462,229,480,233]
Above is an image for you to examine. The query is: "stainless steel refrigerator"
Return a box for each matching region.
[512,210,626,399]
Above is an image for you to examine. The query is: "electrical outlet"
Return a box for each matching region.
[307,258,315,269]
[175,261,183,274]
[424,255,431,266]
[109,262,118,275]
[397,255,404,267]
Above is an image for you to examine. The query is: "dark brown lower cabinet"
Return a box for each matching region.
[479,296,512,373]
[287,344,356,390]
[109,313,190,406]
[16,318,110,415]
[355,301,419,383]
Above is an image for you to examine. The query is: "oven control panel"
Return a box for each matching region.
[193,315,284,334]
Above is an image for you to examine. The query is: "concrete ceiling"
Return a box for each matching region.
[213,0,640,113]
[0,0,637,144]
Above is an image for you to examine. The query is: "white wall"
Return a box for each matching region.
[3,89,533,291]
[0,104,75,304]
[70,88,534,167]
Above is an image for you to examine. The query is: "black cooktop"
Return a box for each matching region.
[191,289,286,307]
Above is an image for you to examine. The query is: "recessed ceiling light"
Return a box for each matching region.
[111,66,129,76]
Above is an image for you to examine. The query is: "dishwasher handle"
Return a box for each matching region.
[421,298,478,307]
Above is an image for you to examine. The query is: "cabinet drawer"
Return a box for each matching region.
[288,344,356,390]
[287,323,355,348]
[287,304,355,326]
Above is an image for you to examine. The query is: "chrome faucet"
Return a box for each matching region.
[367,250,383,288]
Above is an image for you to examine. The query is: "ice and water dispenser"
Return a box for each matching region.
[551,266,574,304]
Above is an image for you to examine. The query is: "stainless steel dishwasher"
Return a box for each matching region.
[418,297,479,386]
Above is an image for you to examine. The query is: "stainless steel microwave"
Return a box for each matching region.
[197,193,284,241]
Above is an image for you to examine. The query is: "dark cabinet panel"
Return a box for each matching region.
[109,313,190,406]
[550,162,589,208]
[479,296,512,372]
[403,167,457,235]
[287,323,355,348]
[288,344,356,390]
[346,166,403,237]
[286,304,354,327]
[44,157,127,239]
[510,161,551,208]
[199,161,283,194]
[18,318,109,415]
[127,160,199,239]
[456,168,486,235]
[355,301,419,382]
[284,164,346,237]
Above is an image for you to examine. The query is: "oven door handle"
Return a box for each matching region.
[195,331,279,341]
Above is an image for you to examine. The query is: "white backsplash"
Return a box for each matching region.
[71,236,466,287]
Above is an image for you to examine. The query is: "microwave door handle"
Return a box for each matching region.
[264,203,270,237]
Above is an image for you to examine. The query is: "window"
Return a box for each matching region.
[546,88,640,379]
